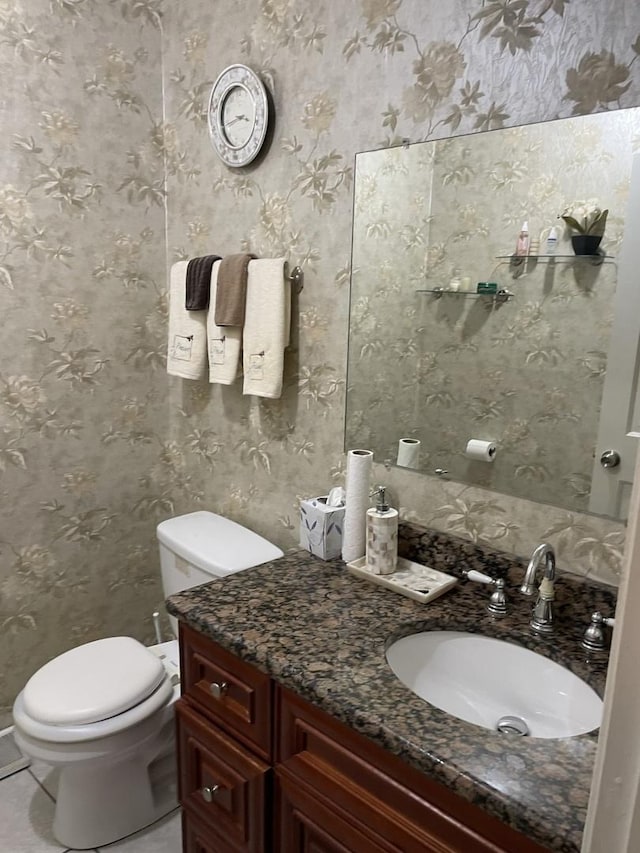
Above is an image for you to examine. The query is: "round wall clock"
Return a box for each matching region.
[207,64,270,168]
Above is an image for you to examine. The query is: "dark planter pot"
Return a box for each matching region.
[571,234,602,255]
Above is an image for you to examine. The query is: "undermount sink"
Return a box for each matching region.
[386,631,603,739]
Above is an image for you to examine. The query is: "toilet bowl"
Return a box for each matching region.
[13,637,181,850]
[12,511,283,850]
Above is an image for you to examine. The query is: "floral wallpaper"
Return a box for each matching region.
[1,0,640,719]
[0,0,166,722]
[346,108,640,516]
[161,0,639,599]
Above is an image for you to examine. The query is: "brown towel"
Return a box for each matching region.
[185,254,220,310]
[214,253,256,326]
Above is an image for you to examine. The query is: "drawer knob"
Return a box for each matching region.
[201,785,219,803]
[209,681,227,699]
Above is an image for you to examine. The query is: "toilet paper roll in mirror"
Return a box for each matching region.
[465,439,497,462]
[397,438,421,469]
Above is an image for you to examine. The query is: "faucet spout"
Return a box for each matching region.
[522,543,556,636]
[520,543,555,597]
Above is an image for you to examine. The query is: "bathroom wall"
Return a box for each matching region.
[0,2,166,718]
[161,0,640,589]
[3,0,640,718]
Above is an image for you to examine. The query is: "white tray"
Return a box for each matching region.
[346,556,457,603]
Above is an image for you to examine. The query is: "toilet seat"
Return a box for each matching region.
[13,675,175,745]
[23,636,166,726]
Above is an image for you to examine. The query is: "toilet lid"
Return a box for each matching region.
[23,637,166,726]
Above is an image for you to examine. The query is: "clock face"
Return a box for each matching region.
[208,65,270,168]
[220,85,255,148]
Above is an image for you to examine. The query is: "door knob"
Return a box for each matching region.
[600,450,621,469]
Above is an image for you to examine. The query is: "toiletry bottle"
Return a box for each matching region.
[366,486,398,576]
[545,226,558,255]
[515,221,530,257]
[448,269,461,292]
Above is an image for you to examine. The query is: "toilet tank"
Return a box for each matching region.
[157,511,284,602]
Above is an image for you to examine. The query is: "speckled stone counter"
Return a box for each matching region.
[167,527,616,853]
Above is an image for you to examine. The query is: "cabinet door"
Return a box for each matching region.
[274,766,399,853]
[277,687,549,853]
[176,699,269,853]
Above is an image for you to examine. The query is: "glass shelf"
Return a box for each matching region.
[416,288,513,300]
[495,253,614,263]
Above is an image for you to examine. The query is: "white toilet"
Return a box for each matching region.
[12,511,283,850]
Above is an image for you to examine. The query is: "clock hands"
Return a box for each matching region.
[223,114,250,129]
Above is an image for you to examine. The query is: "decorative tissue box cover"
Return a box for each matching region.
[300,496,345,560]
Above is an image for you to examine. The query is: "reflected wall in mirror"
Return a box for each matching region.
[346,108,640,522]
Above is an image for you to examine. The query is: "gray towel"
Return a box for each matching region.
[214,253,256,326]
[185,254,220,310]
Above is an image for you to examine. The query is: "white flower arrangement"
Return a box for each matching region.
[560,199,608,236]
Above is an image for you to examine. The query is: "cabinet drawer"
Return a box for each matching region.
[277,686,549,853]
[180,623,272,760]
[182,810,224,853]
[176,699,269,853]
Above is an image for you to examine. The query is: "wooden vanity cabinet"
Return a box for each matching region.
[177,623,550,853]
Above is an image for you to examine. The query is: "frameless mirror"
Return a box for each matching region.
[345,107,640,521]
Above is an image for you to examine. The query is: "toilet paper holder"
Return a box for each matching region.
[465,439,497,462]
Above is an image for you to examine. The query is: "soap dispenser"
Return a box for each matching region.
[515,221,530,257]
[366,486,398,576]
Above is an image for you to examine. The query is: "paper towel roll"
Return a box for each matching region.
[342,449,373,562]
[397,438,421,469]
[465,439,497,462]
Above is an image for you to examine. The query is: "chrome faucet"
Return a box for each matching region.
[521,543,556,635]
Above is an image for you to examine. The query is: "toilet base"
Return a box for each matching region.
[14,702,179,849]
[54,745,177,849]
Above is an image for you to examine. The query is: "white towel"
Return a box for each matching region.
[207,261,242,385]
[167,261,208,380]
[242,258,290,399]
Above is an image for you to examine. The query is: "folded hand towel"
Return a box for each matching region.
[242,258,291,399]
[214,253,255,326]
[167,261,208,380]
[207,260,242,385]
[185,254,220,310]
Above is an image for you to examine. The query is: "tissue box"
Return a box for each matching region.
[299,496,345,560]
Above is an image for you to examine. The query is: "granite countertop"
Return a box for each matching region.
[166,529,614,853]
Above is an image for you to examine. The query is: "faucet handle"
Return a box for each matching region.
[462,570,507,617]
[581,611,615,652]
[464,570,494,585]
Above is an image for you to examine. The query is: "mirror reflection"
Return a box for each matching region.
[346,108,640,522]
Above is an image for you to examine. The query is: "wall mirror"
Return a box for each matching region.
[345,107,640,522]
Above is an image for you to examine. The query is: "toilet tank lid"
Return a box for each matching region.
[156,511,283,577]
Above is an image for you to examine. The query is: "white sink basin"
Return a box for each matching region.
[386,631,602,739]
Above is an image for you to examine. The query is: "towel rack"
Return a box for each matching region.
[286,264,304,293]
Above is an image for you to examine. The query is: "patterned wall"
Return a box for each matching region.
[0,1,165,719]
[1,0,640,717]
[162,0,639,594]
[347,110,639,515]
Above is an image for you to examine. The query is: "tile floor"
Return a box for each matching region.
[0,755,182,853]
